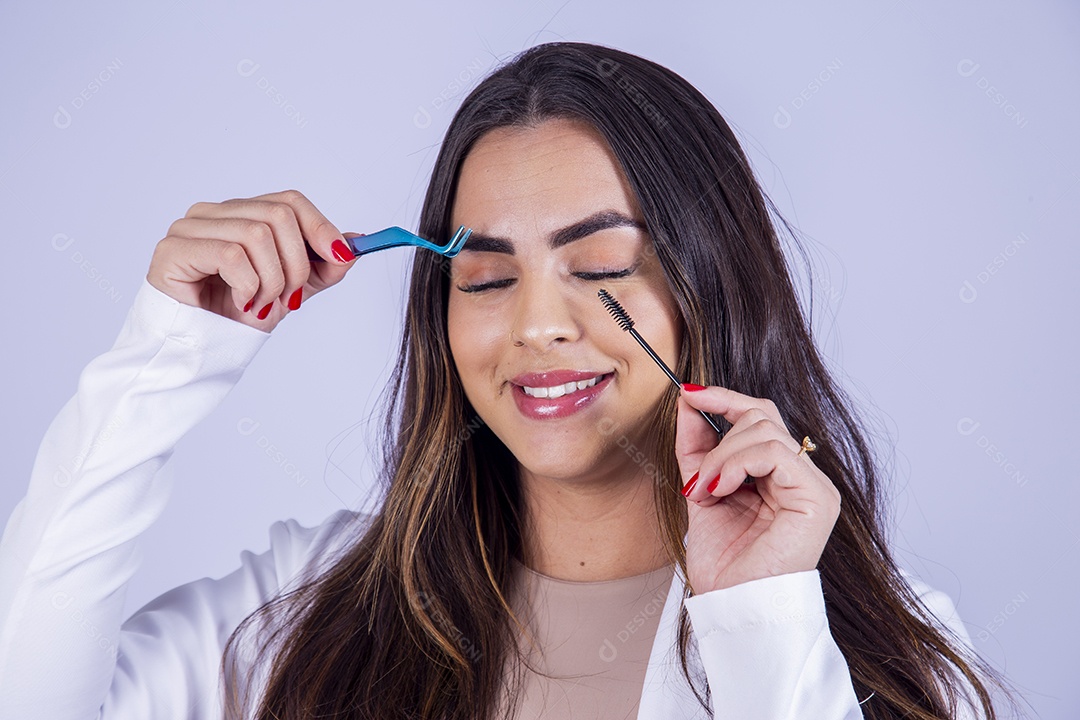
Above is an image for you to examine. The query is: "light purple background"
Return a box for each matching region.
[2,1,1075,717]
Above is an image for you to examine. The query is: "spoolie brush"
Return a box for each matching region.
[597,288,723,436]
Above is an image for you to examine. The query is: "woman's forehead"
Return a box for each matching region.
[451,120,642,236]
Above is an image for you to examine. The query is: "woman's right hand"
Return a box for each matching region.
[147,189,361,332]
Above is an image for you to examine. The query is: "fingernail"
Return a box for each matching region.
[257,302,274,320]
[243,299,254,313]
[681,471,699,497]
[287,288,303,311]
[706,474,721,493]
[682,383,706,392]
[331,239,355,263]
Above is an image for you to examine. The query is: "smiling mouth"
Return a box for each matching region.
[518,372,613,399]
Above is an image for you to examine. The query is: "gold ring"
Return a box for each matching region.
[795,435,816,456]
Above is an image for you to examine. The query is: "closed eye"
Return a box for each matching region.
[456,267,637,294]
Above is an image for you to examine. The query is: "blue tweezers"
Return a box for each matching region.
[306,225,471,262]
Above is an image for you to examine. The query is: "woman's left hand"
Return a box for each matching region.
[675,384,842,595]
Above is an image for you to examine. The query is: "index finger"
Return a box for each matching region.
[255,189,349,265]
[679,383,786,429]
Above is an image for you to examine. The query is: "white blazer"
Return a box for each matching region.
[0,279,979,719]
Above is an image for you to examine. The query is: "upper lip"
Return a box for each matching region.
[510,369,611,388]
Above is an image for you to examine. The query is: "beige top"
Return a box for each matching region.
[496,558,676,720]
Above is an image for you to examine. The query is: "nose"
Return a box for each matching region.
[510,274,583,351]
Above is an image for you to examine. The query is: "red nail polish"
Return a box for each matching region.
[331,239,355,263]
[287,288,303,310]
[243,299,254,313]
[706,474,721,493]
[257,302,273,320]
[682,383,707,392]
[681,471,699,497]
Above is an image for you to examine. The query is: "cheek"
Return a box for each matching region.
[446,299,472,374]
[447,297,503,388]
[627,286,683,369]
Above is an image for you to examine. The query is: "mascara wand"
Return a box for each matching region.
[597,288,724,436]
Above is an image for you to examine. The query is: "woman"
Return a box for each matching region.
[0,42,1019,719]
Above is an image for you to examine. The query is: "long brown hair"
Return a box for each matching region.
[221,41,1026,719]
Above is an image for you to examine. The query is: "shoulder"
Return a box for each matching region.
[259,508,378,592]
[896,571,993,719]
[897,567,974,649]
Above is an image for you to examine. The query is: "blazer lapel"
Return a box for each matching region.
[636,558,712,718]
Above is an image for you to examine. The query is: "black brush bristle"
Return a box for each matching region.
[598,288,634,331]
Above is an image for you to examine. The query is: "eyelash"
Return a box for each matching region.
[456,267,637,294]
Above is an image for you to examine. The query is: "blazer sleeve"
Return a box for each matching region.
[684,567,987,719]
[684,569,865,719]
[0,278,276,719]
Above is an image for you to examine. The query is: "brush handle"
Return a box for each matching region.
[692,404,724,436]
[629,329,724,436]
[629,328,680,386]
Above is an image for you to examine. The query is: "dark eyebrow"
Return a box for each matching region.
[458,210,647,255]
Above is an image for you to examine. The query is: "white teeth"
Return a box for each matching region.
[522,374,604,398]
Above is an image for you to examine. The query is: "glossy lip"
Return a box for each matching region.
[510,371,614,420]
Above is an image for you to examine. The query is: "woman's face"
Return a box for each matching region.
[447,117,683,484]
